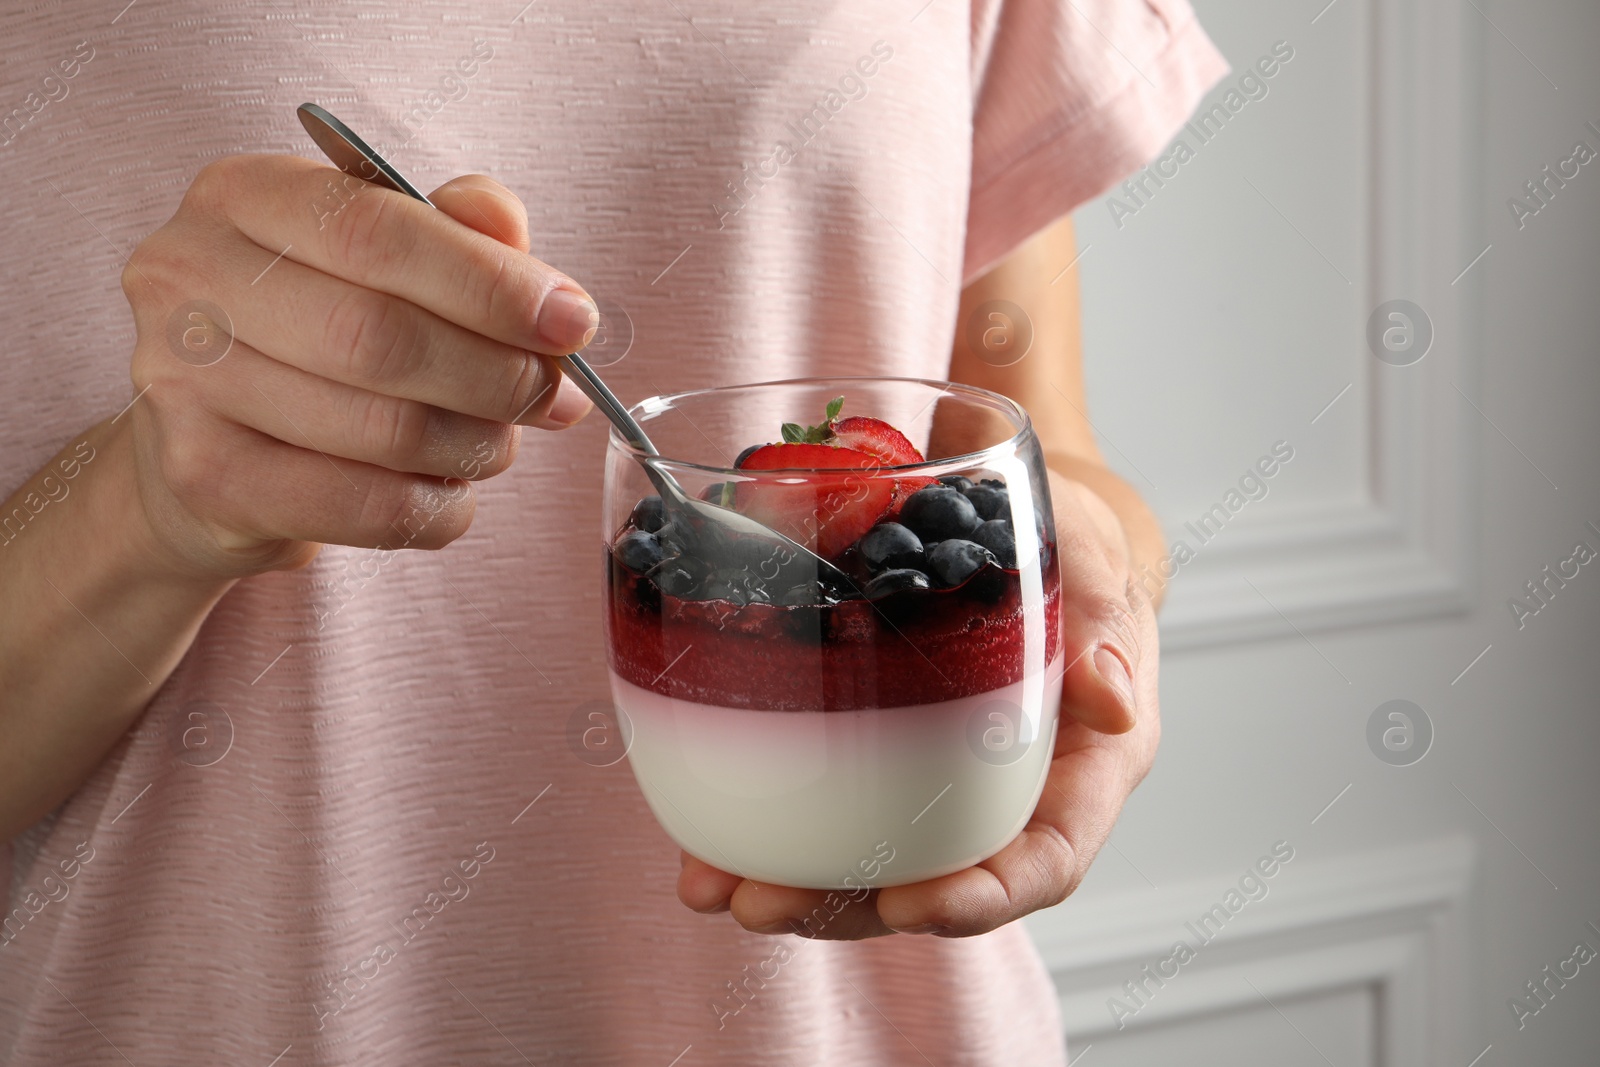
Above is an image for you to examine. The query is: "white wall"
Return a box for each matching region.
[1025,0,1600,1062]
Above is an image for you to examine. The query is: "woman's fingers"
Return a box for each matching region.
[180,339,520,480]
[729,879,894,941]
[877,724,1138,937]
[675,470,1164,941]
[679,855,894,939]
[133,396,476,556]
[118,155,598,579]
[428,174,532,253]
[206,155,594,353]
[687,723,1153,942]
[136,226,586,430]
[677,854,740,913]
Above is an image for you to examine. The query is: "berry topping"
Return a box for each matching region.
[898,485,981,542]
[863,568,932,599]
[926,538,996,587]
[830,416,923,466]
[616,529,665,574]
[652,563,700,597]
[735,397,926,468]
[779,581,826,606]
[733,441,895,559]
[699,570,773,606]
[778,395,848,445]
[885,475,938,520]
[649,559,707,601]
[655,520,689,554]
[713,395,934,560]
[971,519,1017,568]
[857,522,925,572]
[963,483,1009,521]
[630,495,667,533]
[734,441,871,471]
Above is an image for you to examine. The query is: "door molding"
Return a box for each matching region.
[1027,835,1477,1064]
[1158,0,1482,650]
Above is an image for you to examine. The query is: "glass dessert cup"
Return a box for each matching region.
[602,377,1064,891]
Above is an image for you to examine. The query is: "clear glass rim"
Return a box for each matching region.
[612,375,1035,476]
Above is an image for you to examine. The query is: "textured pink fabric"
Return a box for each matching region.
[0,3,1223,1063]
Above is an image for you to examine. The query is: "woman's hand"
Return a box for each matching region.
[0,156,597,837]
[676,468,1161,938]
[120,154,596,581]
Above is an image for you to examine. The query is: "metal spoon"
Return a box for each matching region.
[295,103,850,590]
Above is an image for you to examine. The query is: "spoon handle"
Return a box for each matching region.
[556,353,656,456]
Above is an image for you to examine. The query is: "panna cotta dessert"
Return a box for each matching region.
[604,392,1063,890]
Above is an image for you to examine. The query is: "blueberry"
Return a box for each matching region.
[857,522,924,572]
[963,484,1009,521]
[863,568,932,599]
[652,564,699,597]
[734,444,762,468]
[697,575,739,602]
[780,581,828,606]
[899,485,980,542]
[616,530,663,574]
[702,568,771,605]
[737,569,779,603]
[629,495,667,533]
[657,521,722,563]
[979,477,1004,488]
[971,520,1017,568]
[656,520,688,551]
[937,474,973,493]
[926,539,996,587]
[820,573,862,602]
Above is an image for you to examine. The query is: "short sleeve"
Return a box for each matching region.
[963,0,1229,283]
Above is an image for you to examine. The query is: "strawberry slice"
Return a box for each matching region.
[831,416,924,466]
[734,442,895,559]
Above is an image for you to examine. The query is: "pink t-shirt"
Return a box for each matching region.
[0,2,1223,1062]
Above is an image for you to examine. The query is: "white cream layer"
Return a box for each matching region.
[609,658,1064,889]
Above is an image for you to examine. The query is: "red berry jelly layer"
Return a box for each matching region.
[606,552,1061,712]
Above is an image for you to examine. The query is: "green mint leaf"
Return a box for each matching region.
[803,423,831,443]
[781,422,805,443]
[825,395,845,421]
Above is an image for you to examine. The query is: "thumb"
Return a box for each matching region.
[1050,477,1144,736]
[1062,631,1138,735]
[428,173,532,252]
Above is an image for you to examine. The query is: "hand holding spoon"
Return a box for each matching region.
[295,103,850,587]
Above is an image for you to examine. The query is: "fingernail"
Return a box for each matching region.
[893,923,948,936]
[546,373,592,427]
[537,288,599,351]
[1094,647,1135,714]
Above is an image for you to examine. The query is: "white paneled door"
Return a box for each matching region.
[1024,0,1600,1063]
